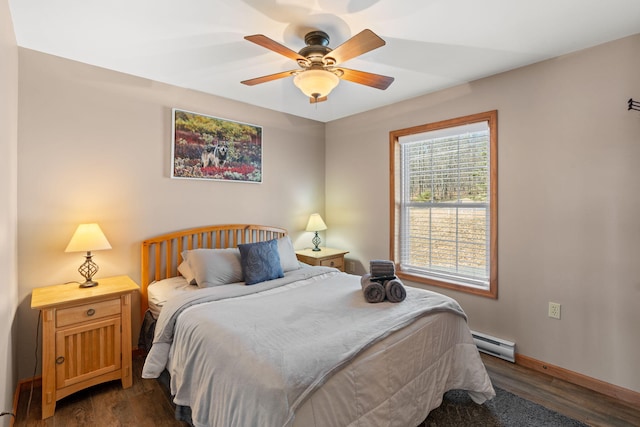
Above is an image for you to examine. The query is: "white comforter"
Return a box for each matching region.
[143,266,494,427]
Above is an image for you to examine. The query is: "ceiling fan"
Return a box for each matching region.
[241,29,394,103]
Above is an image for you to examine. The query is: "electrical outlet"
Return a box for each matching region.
[548,302,561,319]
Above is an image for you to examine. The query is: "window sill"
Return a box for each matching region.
[396,271,497,299]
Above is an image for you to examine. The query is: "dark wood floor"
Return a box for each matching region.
[14,353,640,426]
[481,354,640,427]
[14,354,187,427]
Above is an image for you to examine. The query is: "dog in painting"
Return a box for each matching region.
[201,143,229,168]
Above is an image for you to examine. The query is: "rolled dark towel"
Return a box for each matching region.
[370,259,395,277]
[370,259,394,266]
[360,273,386,303]
[370,275,396,284]
[370,269,395,278]
[370,265,395,272]
[384,277,406,303]
[370,260,395,270]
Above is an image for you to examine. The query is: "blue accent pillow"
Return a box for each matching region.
[238,239,284,285]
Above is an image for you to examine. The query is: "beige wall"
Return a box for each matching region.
[13,24,640,395]
[325,33,640,392]
[16,49,326,379]
[0,0,19,423]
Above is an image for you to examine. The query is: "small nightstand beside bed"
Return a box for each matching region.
[139,224,495,427]
[31,276,139,419]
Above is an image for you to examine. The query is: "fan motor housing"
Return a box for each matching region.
[299,30,333,61]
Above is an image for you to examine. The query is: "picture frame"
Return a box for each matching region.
[171,108,262,183]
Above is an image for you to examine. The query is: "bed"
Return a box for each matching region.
[139,224,495,427]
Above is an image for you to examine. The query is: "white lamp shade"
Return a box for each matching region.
[65,223,112,253]
[305,213,327,232]
[293,69,340,98]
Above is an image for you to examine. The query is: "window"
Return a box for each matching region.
[390,111,497,298]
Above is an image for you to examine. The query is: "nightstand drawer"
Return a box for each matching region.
[56,298,121,328]
[295,248,349,272]
[320,257,344,269]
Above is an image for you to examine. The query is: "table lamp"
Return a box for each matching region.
[305,213,327,251]
[65,223,112,288]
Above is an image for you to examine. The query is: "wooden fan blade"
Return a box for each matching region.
[338,68,394,90]
[324,29,385,65]
[310,96,328,104]
[245,34,307,62]
[241,70,297,86]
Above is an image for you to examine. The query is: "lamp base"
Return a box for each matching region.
[78,252,100,288]
[79,280,99,288]
[312,232,322,251]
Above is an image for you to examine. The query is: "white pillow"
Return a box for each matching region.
[148,276,197,317]
[177,261,196,285]
[277,236,300,272]
[182,248,243,288]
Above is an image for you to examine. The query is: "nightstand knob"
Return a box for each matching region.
[56,356,65,365]
[87,308,96,316]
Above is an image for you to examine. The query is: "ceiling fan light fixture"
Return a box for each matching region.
[293,69,340,99]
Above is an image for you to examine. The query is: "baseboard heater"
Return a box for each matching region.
[471,330,516,363]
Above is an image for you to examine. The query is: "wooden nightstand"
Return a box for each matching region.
[295,248,349,271]
[31,275,139,419]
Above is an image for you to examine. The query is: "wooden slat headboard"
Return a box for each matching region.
[140,224,287,317]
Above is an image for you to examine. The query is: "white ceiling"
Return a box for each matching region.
[9,0,640,123]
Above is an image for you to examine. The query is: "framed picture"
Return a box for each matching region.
[171,108,262,183]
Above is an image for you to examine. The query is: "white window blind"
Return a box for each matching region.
[398,121,491,289]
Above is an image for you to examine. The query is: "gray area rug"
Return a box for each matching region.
[420,387,589,426]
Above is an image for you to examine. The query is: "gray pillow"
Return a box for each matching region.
[277,236,301,272]
[238,239,284,285]
[177,261,196,285]
[182,248,243,288]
